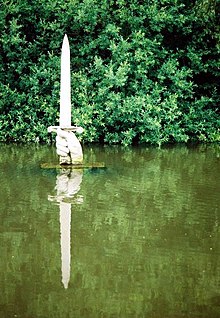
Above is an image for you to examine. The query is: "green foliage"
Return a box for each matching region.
[0,0,219,145]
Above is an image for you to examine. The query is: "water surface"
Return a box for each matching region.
[0,143,220,318]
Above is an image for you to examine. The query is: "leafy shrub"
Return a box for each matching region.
[0,0,219,145]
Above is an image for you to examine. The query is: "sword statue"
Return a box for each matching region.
[48,34,83,165]
[47,35,84,289]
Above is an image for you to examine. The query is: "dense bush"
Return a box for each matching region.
[0,0,219,145]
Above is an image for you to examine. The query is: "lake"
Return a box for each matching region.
[0,143,220,318]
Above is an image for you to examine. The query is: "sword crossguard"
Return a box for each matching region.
[48,126,84,134]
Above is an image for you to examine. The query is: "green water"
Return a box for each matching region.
[0,144,220,318]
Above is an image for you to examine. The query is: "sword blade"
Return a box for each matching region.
[60,34,71,128]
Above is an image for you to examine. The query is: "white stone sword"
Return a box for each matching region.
[47,35,83,289]
[48,34,83,133]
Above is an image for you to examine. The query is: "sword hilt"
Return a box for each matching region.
[48,126,84,134]
[48,126,84,165]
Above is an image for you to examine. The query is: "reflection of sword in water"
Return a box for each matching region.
[48,170,83,289]
[58,170,83,289]
[60,201,71,289]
